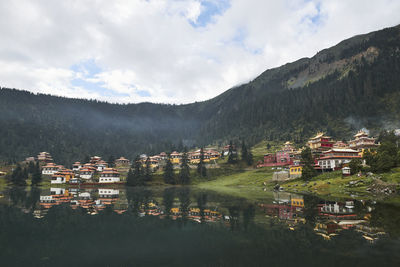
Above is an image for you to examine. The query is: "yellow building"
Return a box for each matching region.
[289,165,302,178]
[170,151,182,164]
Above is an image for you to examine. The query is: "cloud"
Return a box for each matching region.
[0,0,400,104]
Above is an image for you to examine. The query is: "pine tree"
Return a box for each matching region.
[197,148,207,177]
[227,141,237,164]
[179,148,191,184]
[31,162,42,186]
[27,161,35,174]
[241,140,248,162]
[349,158,362,175]
[144,157,152,182]
[246,151,254,166]
[108,155,116,168]
[300,147,316,181]
[163,154,175,184]
[10,164,27,186]
[126,168,135,186]
[133,156,144,186]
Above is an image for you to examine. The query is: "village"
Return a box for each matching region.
[258,130,380,182]
[15,129,384,186]
[26,147,223,185]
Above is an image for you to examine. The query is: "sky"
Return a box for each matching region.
[0,0,400,104]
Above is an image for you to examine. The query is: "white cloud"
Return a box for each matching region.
[0,0,399,104]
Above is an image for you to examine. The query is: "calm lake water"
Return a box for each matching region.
[1,186,399,266]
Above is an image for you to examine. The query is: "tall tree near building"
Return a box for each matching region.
[31,162,42,186]
[246,151,254,166]
[241,140,248,162]
[300,147,316,181]
[9,164,27,186]
[349,158,362,175]
[108,155,116,167]
[133,156,145,186]
[227,141,237,164]
[197,148,207,177]
[126,168,135,186]
[144,157,152,182]
[163,154,175,185]
[179,148,191,184]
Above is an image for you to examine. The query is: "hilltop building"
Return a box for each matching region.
[349,130,379,151]
[37,152,53,163]
[115,157,130,167]
[308,132,334,152]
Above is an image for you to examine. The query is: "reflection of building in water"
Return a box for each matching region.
[261,193,305,227]
[98,189,120,205]
[314,200,386,241]
[318,201,356,219]
[168,207,222,223]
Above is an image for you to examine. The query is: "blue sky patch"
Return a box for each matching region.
[189,0,230,28]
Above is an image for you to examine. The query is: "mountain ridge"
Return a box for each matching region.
[1,24,400,164]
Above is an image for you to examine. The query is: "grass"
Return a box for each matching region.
[195,167,275,201]
[282,171,375,199]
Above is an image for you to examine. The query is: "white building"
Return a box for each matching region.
[42,163,62,175]
[79,167,95,179]
[99,168,120,183]
[72,162,82,171]
[318,148,360,171]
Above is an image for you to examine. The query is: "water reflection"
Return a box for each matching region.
[0,186,400,266]
[0,186,394,242]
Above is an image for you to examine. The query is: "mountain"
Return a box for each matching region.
[1,24,400,165]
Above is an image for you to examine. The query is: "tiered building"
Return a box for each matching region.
[37,152,53,163]
[115,157,130,166]
[348,130,379,151]
[307,132,334,152]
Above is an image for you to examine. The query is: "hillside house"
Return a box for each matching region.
[79,166,95,180]
[289,165,303,179]
[42,163,63,175]
[96,160,107,172]
[170,151,182,164]
[99,168,120,183]
[115,157,130,166]
[72,162,82,171]
[51,169,74,184]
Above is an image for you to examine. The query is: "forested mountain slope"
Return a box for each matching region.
[1,24,400,165]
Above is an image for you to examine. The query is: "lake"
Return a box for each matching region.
[0,186,399,266]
